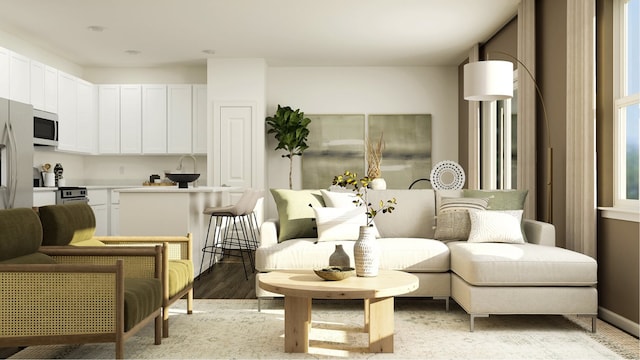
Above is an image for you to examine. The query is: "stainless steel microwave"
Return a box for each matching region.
[33,109,58,146]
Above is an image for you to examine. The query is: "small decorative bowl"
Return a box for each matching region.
[314,266,355,281]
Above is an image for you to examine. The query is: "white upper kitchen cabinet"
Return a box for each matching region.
[30,60,58,112]
[98,85,120,154]
[167,84,192,154]
[57,71,77,151]
[192,84,207,154]
[29,60,45,110]
[120,85,142,154]
[142,85,167,154]
[44,65,58,113]
[9,51,30,104]
[0,47,9,98]
[76,79,97,153]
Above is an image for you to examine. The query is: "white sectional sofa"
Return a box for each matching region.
[255,188,598,331]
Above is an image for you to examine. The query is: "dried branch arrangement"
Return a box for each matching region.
[366,133,385,179]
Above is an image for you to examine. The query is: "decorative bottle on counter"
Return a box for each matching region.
[329,244,350,268]
[53,163,63,187]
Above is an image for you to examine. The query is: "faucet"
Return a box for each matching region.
[177,154,198,187]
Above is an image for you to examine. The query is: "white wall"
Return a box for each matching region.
[264,66,459,217]
[81,155,207,186]
[84,66,206,84]
[33,149,207,186]
[206,58,267,189]
[0,29,83,77]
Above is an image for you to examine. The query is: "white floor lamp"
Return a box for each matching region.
[463,53,553,223]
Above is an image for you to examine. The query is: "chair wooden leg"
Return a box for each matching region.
[163,310,169,338]
[187,288,194,314]
[116,339,124,359]
[155,314,162,345]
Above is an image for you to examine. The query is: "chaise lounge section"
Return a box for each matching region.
[255,188,598,331]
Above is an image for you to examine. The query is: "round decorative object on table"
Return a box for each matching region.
[353,225,381,277]
[369,178,387,190]
[429,160,466,190]
[314,266,355,281]
[329,244,351,267]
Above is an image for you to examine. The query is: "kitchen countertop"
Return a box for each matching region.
[34,185,138,192]
[33,187,57,192]
[116,186,239,193]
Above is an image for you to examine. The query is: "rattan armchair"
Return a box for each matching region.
[38,203,194,338]
[94,234,193,337]
[0,208,163,359]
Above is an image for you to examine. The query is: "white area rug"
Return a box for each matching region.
[11,299,639,359]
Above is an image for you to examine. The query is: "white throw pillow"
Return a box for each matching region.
[320,189,362,207]
[312,206,379,242]
[467,210,525,244]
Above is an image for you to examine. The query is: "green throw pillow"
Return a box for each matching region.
[462,189,528,210]
[270,189,326,242]
[462,189,529,242]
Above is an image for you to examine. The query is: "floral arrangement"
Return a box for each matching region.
[332,170,397,226]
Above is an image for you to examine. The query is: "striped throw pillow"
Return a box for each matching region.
[434,197,489,241]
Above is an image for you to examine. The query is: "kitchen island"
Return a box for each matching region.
[116,186,241,277]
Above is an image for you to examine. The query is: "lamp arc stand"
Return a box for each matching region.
[490,51,553,224]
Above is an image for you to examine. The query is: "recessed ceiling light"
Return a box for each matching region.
[87,25,105,32]
[124,50,141,55]
[202,49,216,55]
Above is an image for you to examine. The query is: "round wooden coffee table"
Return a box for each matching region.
[258,269,419,353]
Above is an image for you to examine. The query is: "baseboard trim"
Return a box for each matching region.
[598,306,639,337]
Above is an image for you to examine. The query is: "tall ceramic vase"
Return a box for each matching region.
[353,225,380,277]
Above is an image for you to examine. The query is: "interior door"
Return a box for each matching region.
[219,105,253,203]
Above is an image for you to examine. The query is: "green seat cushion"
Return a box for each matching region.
[0,252,57,264]
[39,203,96,246]
[270,189,325,242]
[72,239,107,247]
[168,260,193,297]
[124,278,162,331]
[0,208,43,261]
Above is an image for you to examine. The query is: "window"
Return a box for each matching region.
[614,0,639,210]
[480,71,517,190]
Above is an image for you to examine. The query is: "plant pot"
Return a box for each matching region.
[369,178,387,190]
[353,225,380,277]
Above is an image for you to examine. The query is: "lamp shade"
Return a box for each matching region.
[463,60,514,101]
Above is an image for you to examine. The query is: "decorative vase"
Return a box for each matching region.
[353,225,380,277]
[369,178,387,190]
[329,244,351,267]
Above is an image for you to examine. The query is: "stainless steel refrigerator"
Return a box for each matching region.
[0,98,34,209]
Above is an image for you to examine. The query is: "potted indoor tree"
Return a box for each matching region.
[332,170,397,277]
[266,105,311,189]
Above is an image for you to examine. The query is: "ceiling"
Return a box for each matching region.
[0,0,519,68]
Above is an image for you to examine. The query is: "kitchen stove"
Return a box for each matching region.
[56,186,88,204]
